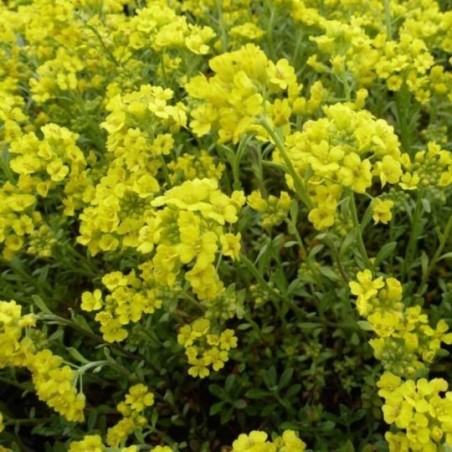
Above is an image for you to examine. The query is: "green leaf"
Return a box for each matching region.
[278,367,293,389]
[245,389,270,399]
[421,198,431,213]
[356,320,372,331]
[263,366,277,388]
[69,310,94,332]
[339,440,355,452]
[350,332,360,345]
[209,402,224,416]
[262,404,277,417]
[32,295,53,315]
[233,399,247,409]
[150,408,158,428]
[438,252,452,261]
[225,374,236,393]
[285,384,302,398]
[421,252,429,280]
[308,244,324,258]
[339,230,356,255]
[209,384,224,399]
[297,322,321,329]
[321,420,336,432]
[67,347,90,365]
[319,266,340,281]
[289,199,299,221]
[375,241,397,266]
[220,407,233,424]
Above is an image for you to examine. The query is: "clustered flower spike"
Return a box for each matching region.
[185,43,300,143]
[231,429,307,451]
[0,300,85,422]
[349,271,452,377]
[378,373,452,450]
[279,104,403,230]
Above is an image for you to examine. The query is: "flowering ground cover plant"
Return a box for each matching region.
[0,0,452,450]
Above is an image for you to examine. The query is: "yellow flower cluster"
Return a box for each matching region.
[106,384,154,447]
[350,270,452,377]
[307,14,382,88]
[69,435,105,452]
[291,0,452,103]
[0,122,88,259]
[1,0,220,110]
[181,0,264,48]
[178,318,238,378]
[5,0,118,107]
[185,43,300,143]
[281,103,402,229]
[0,185,38,260]
[247,190,292,229]
[378,373,452,451]
[81,269,162,343]
[9,123,87,192]
[138,178,244,301]
[69,436,171,451]
[119,2,215,55]
[69,434,140,452]
[0,0,450,448]
[231,429,306,451]
[78,84,186,255]
[167,150,225,185]
[28,349,86,422]
[400,142,452,190]
[0,300,85,422]
[0,300,35,369]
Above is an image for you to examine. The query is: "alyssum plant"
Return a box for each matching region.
[0,0,452,451]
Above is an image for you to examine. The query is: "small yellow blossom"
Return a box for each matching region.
[371,199,394,224]
[81,289,103,312]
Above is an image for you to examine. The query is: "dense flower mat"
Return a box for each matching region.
[1,0,452,450]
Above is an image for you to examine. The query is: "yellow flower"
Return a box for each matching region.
[69,435,105,452]
[81,290,103,312]
[106,417,135,448]
[267,58,297,90]
[220,232,241,260]
[276,430,307,451]
[338,153,372,193]
[188,357,210,378]
[99,318,128,343]
[46,159,69,182]
[371,199,394,224]
[203,347,228,371]
[232,431,274,452]
[377,156,403,186]
[219,329,238,350]
[124,384,154,412]
[308,206,336,230]
[178,227,218,269]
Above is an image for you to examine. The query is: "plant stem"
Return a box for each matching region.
[260,118,312,210]
[215,0,228,52]
[417,212,452,296]
[324,236,350,284]
[384,0,392,39]
[348,190,371,269]
[403,188,424,279]
[84,23,120,66]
